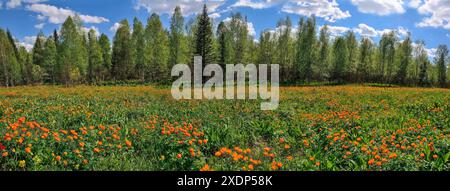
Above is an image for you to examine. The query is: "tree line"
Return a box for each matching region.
[1,4,449,88]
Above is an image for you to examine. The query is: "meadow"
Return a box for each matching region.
[0,85,448,171]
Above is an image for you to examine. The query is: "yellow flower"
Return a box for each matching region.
[18,160,26,168]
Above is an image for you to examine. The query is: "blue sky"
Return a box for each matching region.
[1,0,449,57]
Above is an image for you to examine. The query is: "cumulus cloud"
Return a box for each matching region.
[34,23,45,29]
[110,22,122,33]
[26,4,109,24]
[83,26,100,36]
[416,0,450,29]
[425,48,437,58]
[350,0,405,16]
[231,0,284,9]
[232,0,350,22]
[6,0,47,9]
[408,0,423,8]
[134,0,225,16]
[353,23,410,38]
[0,1,3,9]
[6,0,21,9]
[18,36,37,52]
[322,24,409,39]
[322,25,351,37]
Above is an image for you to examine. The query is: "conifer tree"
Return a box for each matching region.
[194,4,215,65]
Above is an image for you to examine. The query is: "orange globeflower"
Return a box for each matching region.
[125,140,132,148]
[433,155,438,159]
[55,156,61,161]
[79,142,85,148]
[18,117,26,124]
[368,159,375,165]
[25,147,31,154]
[279,138,285,143]
[2,152,8,157]
[177,153,182,159]
[420,153,425,158]
[200,164,211,171]
[215,151,222,157]
[248,164,254,170]
[284,144,290,149]
[315,162,321,166]
[93,148,100,153]
[389,153,398,159]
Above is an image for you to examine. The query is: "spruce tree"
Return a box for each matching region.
[194,4,215,65]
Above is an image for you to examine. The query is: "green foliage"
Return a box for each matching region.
[144,13,169,83]
[194,5,215,65]
[112,19,133,81]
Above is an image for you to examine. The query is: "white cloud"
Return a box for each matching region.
[83,26,100,36]
[6,0,47,9]
[0,1,3,9]
[232,0,284,9]
[353,23,379,37]
[408,0,423,8]
[447,34,450,39]
[34,23,45,29]
[135,0,225,16]
[232,0,350,22]
[352,23,409,38]
[18,36,37,52]
[416,0,450,29]
[322,25,351,37]
[26,4,109,24]
[426,48,437,58]
[322,23,409,39]
[110,22,122,33]
[209,12,221,19]
[350,0,405,16]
